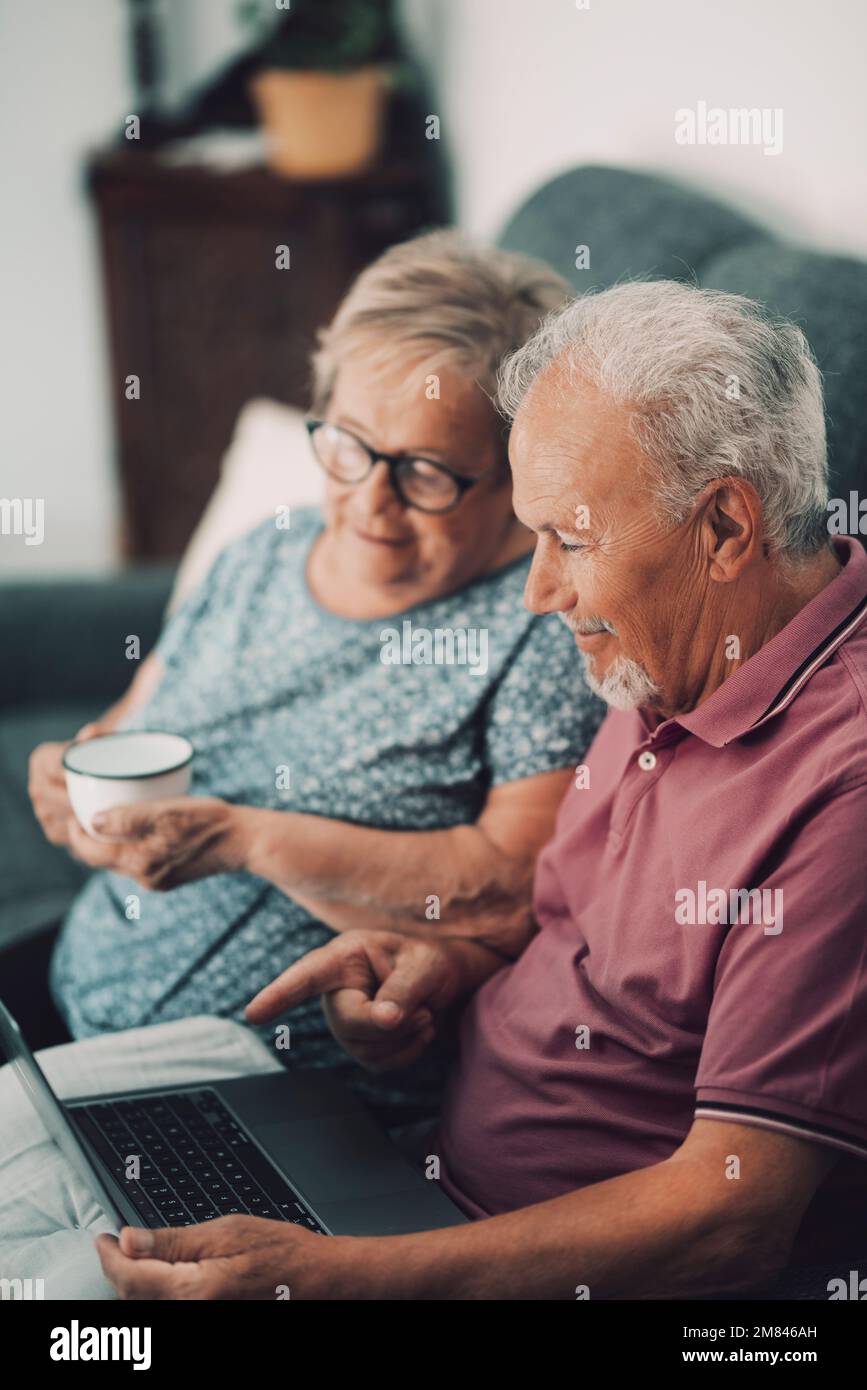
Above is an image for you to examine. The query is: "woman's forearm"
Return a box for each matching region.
[91,653,165,732]
[236,806,535,955]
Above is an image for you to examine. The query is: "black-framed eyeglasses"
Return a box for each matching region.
[305,419,496,515]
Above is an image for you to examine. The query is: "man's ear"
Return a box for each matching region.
[700,479,764,582]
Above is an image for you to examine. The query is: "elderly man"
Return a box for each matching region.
[97,280,867,1300]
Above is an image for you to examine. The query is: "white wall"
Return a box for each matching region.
[1,0,864,577]
[0,0,130,577]
[403,0,867,252]
[0,0,244,579]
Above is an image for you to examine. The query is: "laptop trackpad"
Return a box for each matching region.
[253,1114,421,1203]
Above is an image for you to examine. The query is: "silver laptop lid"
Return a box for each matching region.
[0,997,121,1230]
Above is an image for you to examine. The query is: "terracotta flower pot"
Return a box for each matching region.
[251,66,388,179]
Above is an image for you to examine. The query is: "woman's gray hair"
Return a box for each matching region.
[498,280,830,557]
[311,229,573,414]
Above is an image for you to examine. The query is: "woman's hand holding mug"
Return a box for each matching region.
[65,796,250,891]
[28,722,111,848]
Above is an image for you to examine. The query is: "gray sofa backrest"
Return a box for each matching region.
[499,165,867,506]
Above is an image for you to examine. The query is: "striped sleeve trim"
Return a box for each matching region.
[695,1100,867,1163]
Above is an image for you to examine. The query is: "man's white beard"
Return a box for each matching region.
[557,610,660,711]
[580,651,661,711]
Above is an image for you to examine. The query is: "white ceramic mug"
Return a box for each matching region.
[63,731,194,839]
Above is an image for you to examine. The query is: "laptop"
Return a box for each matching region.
[0,999,466,1237]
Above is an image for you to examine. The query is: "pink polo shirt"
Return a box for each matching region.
[438,538,867,1258]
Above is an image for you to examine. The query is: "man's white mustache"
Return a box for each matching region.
[558,612,618,638]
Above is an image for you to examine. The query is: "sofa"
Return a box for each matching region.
[2,163,866,1297]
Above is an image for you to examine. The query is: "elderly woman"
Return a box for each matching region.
[29,231,602,1111]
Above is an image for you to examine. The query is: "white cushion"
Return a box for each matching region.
[168,398,323,612]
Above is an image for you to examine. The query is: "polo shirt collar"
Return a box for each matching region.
[655,538,867,749]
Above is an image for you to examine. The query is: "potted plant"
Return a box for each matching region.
[238,0,399,179]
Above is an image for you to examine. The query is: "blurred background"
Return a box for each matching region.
[1,0,866,578]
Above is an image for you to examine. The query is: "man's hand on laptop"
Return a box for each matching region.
[96,1215,333,1301]
[245,930,505,1071]
[94,934,501,1301]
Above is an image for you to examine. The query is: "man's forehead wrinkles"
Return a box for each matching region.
[514,450,584,490]
[520,488,570,510]
[513,466,577,499]
[515,428,604,487]
[530,454,582,479]
[512,431,578,460]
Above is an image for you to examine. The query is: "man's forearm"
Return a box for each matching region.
[321,1152,789,1302]
[238,807,535,955]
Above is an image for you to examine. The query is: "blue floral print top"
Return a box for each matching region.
[51,509,604,1109]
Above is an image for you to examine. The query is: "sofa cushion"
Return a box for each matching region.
[498,164,763,294]
[0,704,94,952]
[699,241,867,498]
[0,569,175,711]
[168,399,323,613]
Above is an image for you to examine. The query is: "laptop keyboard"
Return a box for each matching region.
[72,1087,328,1233]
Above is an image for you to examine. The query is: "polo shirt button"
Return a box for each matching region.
[637,751,657,771]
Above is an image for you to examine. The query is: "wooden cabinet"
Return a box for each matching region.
[89,150,447,559]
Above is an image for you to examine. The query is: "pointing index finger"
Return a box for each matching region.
[245,940,361,1022]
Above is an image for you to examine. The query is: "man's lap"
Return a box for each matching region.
[0,1015,280,1299]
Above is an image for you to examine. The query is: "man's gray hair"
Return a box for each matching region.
[498,280,829,557]
[312,229,573,413]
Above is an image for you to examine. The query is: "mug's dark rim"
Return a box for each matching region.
[62,730,194,781]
